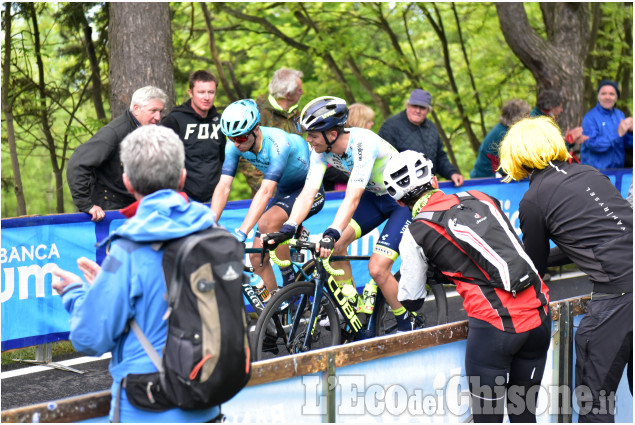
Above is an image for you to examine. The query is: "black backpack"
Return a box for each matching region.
[122,225,251,412]
[415,191,541,296]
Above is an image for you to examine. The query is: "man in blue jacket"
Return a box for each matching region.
[52,126,222,422]
[581,80,633,169]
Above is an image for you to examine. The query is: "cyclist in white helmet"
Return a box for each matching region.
[211,99,325,290]
[385,150,551,422]
[264,96,418,332]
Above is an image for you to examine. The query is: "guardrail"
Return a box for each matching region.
[6,294,628,423]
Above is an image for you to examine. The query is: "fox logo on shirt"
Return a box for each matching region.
[184,123,221,140]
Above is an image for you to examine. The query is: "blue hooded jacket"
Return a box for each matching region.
[60,190,219,422]
[581,103,633,170]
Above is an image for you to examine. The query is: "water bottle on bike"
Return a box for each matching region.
[251,274,271,302]
[360,279,378,314]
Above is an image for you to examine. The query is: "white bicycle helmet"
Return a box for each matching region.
[220,99,260,137]
[383,150,434,201]
[300,96,348,131]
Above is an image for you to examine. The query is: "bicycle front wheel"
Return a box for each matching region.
[252,280,341,362]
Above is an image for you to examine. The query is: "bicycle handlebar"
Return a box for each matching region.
[268,239,345,276]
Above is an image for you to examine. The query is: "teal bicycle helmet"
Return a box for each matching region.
[220,99,260,137]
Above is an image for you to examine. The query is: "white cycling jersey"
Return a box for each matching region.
[305,127,397,195]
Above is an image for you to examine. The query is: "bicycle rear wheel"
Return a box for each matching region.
[375,272,448,335]
[252,280,341,362]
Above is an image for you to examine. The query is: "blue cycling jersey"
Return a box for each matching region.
[222,126,311,193]
[305,128,397,195]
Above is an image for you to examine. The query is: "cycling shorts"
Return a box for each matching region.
[350,191,411,260]
[464,316,551,422]
[268,185,325,220]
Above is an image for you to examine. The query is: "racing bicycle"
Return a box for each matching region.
[252,239,448,361]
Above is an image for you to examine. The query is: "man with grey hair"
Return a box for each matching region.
[67,85,168,222]
[238,67,305,195]
[379,88,464,187]
[53,125,222,423]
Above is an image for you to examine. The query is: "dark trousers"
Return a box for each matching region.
[465,316,552,423]
[575,293,633,422]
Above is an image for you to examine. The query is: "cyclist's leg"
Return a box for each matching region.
[369,195,414,330]
[250,205,289,291]
[252,186,326,290]
[332,191,386,287]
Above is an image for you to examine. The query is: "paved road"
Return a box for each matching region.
[0,271,593,412]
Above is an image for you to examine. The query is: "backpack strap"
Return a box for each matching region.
[129,319,164,373]
[414,209,445,224]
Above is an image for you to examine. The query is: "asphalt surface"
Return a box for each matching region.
[1,270,593,412]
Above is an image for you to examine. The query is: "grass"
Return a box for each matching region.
[1,341,76,366]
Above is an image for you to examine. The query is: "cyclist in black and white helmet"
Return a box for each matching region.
[263,96,420,332]
[385,149,551,423]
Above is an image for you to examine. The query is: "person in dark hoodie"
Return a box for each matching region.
[162,70,227,203]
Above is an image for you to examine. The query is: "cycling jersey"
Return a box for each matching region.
[304,128,397,195]
[222,126,311,194]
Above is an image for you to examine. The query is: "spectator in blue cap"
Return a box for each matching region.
[581,80,633,169]
[379,88,464,186]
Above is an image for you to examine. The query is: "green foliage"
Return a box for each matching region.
[1,341,76,366]
[2,2,632,217]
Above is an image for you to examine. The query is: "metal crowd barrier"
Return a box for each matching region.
[1,295,617,423]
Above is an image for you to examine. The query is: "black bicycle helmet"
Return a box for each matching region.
[300,96,348,131]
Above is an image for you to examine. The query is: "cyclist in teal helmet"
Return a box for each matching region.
[211,99,325,290]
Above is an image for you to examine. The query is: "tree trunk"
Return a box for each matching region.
[29,3,65,213]
[495,2,590,130]
[108,2,175,117]
[418,3,481,153]
[80,5,106,121]
[2,3,27,216]
[583,3,602,109]
[200,2,237,101]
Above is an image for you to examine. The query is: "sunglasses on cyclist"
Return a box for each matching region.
[230,133,251,143]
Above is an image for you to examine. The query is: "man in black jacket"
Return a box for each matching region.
[161,70,226,203]
[499,116,633,422]
[67,86,168,222]
[379,88,463,187]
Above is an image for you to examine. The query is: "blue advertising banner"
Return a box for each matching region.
[1,170,631,350]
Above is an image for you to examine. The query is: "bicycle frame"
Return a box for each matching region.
[277,241,387,352]
[242,246,315,315]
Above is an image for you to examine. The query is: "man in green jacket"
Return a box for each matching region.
[239,67,305,195]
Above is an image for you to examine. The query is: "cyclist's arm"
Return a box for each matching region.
[210,174,234,221]
[211,144,241,221]
[329,186,365,232]
[397,226,429,311]
[239,179,277,235]
[287,150,327,226]
[288,185,320,226]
